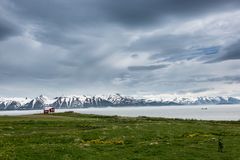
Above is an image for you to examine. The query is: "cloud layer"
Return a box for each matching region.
[0,0,240,97]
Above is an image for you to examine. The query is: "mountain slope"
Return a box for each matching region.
[0,94,240,110]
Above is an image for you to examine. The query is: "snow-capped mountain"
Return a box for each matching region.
[0,94,240,110]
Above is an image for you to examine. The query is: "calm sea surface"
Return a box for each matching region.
[0,105,240,121]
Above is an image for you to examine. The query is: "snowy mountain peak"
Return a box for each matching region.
[0,94,240,110]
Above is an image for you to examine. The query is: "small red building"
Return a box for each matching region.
[43,106,55,114]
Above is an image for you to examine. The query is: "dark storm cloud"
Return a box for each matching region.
[128,64,169,71]
[5,0,240,49]
[101,0,240,27]
[4,0,240,48]
[0,18,20,40]
[8,0,102,27]
[11,0,240,25]
[8,0,240,29]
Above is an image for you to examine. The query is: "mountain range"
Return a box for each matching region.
[0,94,240,110]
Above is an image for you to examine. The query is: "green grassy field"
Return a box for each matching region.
[0,112,240,160]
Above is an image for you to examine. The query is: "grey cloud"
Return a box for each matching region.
[206,75,240,83]
[9,0,240,28]
[131,54,138,58]
[130,33,220,56]
[178,88,214,94]
[0,18,20,40]
[102,0,240,27]
[128,64,169,71]
[161,46,220,62]
[6,0,240,46]
[182,75,240,84]
[0,0,240,97]
[212,40,240,62]
[8,0,102,27]
[131,34,219,63]
[33,28,82,48]
[130,34,194,53]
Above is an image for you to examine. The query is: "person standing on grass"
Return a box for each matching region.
[218,138,223,152]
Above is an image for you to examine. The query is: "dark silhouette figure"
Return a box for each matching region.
[218,138,223,152]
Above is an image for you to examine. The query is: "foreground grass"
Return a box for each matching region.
[0,113,240,160]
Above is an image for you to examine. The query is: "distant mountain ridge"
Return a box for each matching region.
[0,94,240,110]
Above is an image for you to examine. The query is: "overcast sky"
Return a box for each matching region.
[0,0,240,98]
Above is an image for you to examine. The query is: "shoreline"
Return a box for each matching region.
[0,104,240,121]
